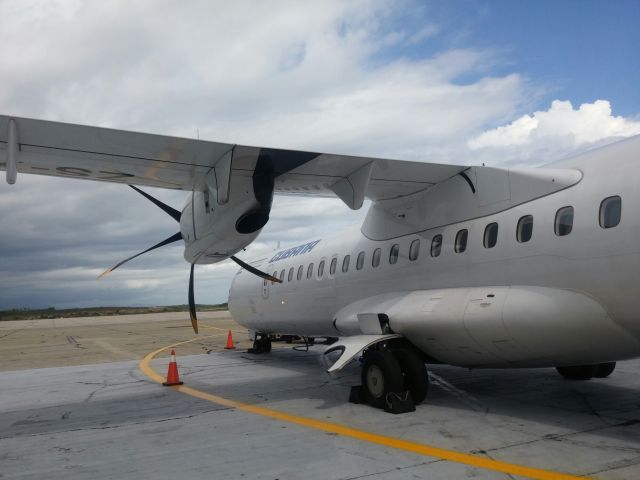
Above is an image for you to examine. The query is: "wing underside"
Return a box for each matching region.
[0,115,466,206]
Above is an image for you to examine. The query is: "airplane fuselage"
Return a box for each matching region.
[229,137,640,368]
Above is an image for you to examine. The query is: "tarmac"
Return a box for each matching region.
[1,311,640,479]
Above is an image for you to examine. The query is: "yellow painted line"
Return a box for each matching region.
[139,339,590,480]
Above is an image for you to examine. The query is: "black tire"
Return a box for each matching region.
[594,362,616,378]
[251,336,271,353]
[556,365,598,380]
[392,348,428,404]
[361,350,404,409]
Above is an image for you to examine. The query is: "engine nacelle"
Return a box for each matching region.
[180,174,273,264]
[334,286,640,368]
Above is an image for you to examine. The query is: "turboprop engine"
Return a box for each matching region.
[98,172,281,335]
[181,174,274,264]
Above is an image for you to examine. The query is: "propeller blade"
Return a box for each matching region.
[129,185,182,223]
[230,255,282,283]
[189,263,198,334]
[98,231,183,278]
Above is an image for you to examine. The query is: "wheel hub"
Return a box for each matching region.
[365,364,385,398]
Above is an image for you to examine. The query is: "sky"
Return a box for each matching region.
[1,0,639,309]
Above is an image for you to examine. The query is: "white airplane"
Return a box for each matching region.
[2,115,639,411]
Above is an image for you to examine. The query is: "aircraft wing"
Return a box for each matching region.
[0,115,466,206]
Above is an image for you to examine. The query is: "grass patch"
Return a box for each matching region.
[0,304,228,321]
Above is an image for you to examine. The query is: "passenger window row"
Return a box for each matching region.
[272,239,420,284]
[272,195,622,282]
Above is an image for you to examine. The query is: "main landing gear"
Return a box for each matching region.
[352,343,429,414]
[556,362,616,380]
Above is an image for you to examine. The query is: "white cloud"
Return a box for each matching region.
[468,100,640,164]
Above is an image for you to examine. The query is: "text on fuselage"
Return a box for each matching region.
[269,240,321,263]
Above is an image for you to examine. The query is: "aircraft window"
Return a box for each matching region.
[342,255,350,272]
[389,244,399,264]
[555,206,574,236]
[288,268,294,282]
[372,248,381,267]
[307,263,314,279]
[483,223,498,248]
[357,251,365,270]
[430,235,442,257]
[455,229,468,253]
[318,260,325,278]
[517,215,533,243]
[280,269,285,281]
[409,239,420,261]
[297,265,303,280]
[330,257,337,275]
[272,271,278,285]
[599,196,621,228]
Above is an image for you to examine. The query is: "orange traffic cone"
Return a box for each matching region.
[224,330,235,350]
[162,349,184,386]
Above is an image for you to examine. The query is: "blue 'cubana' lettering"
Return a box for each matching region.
[269,239,321,263]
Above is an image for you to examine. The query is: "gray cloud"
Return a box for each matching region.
[0,1,637,309]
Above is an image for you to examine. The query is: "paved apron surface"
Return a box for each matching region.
[2,344,640,479]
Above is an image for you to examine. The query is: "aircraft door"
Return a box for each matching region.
[262,278,269,300]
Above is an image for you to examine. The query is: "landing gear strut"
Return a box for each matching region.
[355,344,429,413]
[249,334,272,354]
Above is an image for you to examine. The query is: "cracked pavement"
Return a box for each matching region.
[1,312,640,479]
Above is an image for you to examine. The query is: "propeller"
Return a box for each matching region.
[230,255,282,283]
[98,185,281,334]
[189,263,198,334]
[97,232,183,279]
